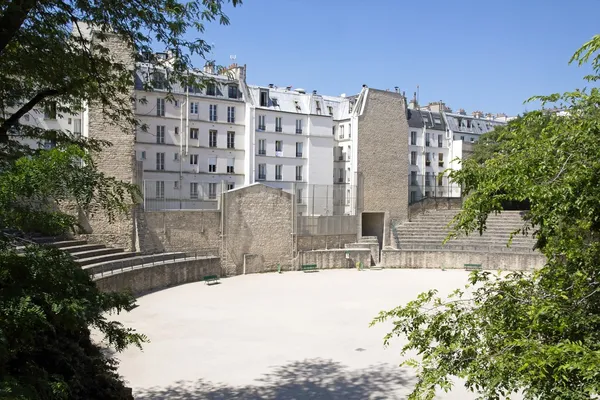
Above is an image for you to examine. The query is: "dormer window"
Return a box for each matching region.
[272,97,279,107]
[228,85,238,99]
[206,83,216,96]
[316,100,321,114]
[260,90,269,107]
[348,101,354,113]
[327,106,333,116]
[294,100,301,111]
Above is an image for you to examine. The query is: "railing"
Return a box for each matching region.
[275,175,282,180]
[258,150,266,155]
[94,248,220,278]
[296,152,303,157]
[296,175,302,181]
[258,125,265,131]
[276,127,282,132]
[296,129,303,134]
[258,174,266,180]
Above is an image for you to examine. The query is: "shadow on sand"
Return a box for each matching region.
[134,358,412,400]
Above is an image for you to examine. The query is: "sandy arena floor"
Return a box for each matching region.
[107,269,510,399]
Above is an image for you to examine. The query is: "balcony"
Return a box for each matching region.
[296,175,302,181]
[258,125,265,131]
[257,174,266,180]
[337,177,344,183]
[296,129,303,134]
[227,167,235,173]
[258,149,266,155]
[208,193,217,200]
[275,127,282,133]
[275,175,282,181]
[296,152,303,158]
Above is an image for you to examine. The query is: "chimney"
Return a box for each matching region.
[458,108,467,115]
[286,86,292,91]
[268,83,274,88]
[203,61,215,74]
[312,90,317,95]
[408,91,418,110]
[362,84,367,88]
[472,110,483,118]
[394,86,399,93]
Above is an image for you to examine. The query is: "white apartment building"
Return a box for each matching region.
[134,60,249,210]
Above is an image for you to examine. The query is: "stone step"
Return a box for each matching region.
[71,247,124,259]
[75,251,141,267]
[60,243,107,254]
[91,255,218,281]
[396,233,535,240]
[29,236,68,244]
[46,239,89,249]
[397,243,535,253]
[360,236,378,241]
[83,252,189,275]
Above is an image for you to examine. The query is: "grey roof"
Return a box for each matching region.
[444,113,505,135]
[420,111,446,131]
[407,108,423,129]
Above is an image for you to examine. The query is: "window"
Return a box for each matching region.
[438,153,444,167]
[348,101,353,113]
[189,154,198,165]
[425,132,430,147]
[190,102,198,114]
[275,140,282,155]
[258,115,266,130]
[425,172,431,187]
[272,98,279,107]
[426,152,431,166]
[209,104,217,121]
[189,128,198,139]
[295,119,302,134]
[73,119,82,139]
[152,71,166,89]
[297,188,303,204]
[332,126,336,136]
[258,164,266,180]
[410,191,417,203]
[347,145,351,160]
[296,165,302,181]
[258,139,266,155]
[227,158,234,173]
[470,137,475,143]
[227,106,235,123]
[348,123,352,138]
[411,171,418,185]
[316,100,321,114]
[156,125,165,143]
[140,151,146,160]
[156,152,165,170]
[337,146,344,161]
[227,183,235,190]
[44,102,57,120]
[208,183,217,200]
[275,117,282,132]
[327,106,333,116]
[155,181,165,199]
[174,126,179,135]
[260,90,269,107]
[174,152,179,161]
[296,142,303,157]
[228,85,238,99]
[460,135,465,141]
[411,151,417,165]
[174,181,179,190]
[434,117,442,124]
[227,131,235,149]
[156,98,165,116]
[209,130,217,147]
[438,134,443,147]
[338,168,344,183]
[275,165,282,180]
[206,83,216,96]
[467,120,471,128]
[340,125,346,139]
[438,174,444,186]
[208,157,216,173]
[190,182,198,199]
[174,100,179,107]
[410,131,417,146]
[346,189,351,205]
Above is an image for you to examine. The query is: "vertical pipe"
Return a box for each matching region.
[185,79,189,155]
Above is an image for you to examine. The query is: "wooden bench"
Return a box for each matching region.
[464,263,482,271]
[203,275,220,285]
[301,264,318,273]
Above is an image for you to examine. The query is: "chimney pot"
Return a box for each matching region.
[312,90,317,95]
[268,83,274,88]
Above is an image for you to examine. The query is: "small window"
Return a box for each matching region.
[258,163,266,180]
[209,104,217,121]
[295,165,302,181]
[174,126,179,135]
[275,165,282,180]
[174,153,179,161]
[155,181,165,199]
[348,101,353,113]
[410,151,417,165]
[228,85,239,99]
[410,131,417,146]
[209,130,217,147]
[156,125,165,144]
[156,152,165,170]
[275,140,282,154]
[227,158,235,173]
[156,98,165,116]
[140,151,146,160]
[190,182,198,199]
[189,128,198,139]
[208,183,217,200]
[206,83,216,96]
[275,117,282,132]
[190,102,198,114]
[208,157,216,173]
[327,106,333,116]
[315,100,321,114]
[44,102,57,120]
[260,90,269,107]
[296,142,303,157]
[258,115,266,130]
[339,125,345,139]
[258,139,266,155]
[295,119,302,134]
[227,131,235,149]
[227,183,235,190]
[227,106,235,123]
[189,154,198,165]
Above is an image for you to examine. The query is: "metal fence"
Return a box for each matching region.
[143,180,224,211]
[91,248,220,278]
[294,183,358,217]
[408,173,461,204]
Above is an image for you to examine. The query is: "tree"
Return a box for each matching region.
[373,36,600,400]
[0,0,240,398]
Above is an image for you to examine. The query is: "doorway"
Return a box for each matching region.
[361,212,384,263]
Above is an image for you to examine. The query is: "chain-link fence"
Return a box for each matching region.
[294,183,358,217]
[143,180,224,211]
[408,173,461,204]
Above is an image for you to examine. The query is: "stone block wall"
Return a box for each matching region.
[408,197,462,220]
[222,184,293,276]
[297,249,371,270]
[296,234,357,251]
[381,249,545,270]
[137,210,221,253]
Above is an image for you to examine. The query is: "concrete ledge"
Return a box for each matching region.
[381,249,545,271]
[93,256,221,296]
[297,249,371,270]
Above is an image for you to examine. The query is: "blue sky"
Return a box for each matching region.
[195,0,599,116]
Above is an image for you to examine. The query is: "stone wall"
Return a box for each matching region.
[222,184,293,276]
[381,249,546,270]
[94,256,221,296]
[84,31,136,250]
[136,210,221,253]
[357,90,409,222]
[296,234,357,251]
[297,248,371,270]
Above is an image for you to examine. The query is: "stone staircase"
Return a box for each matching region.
[344,236,380,266]
[393,210,536,253]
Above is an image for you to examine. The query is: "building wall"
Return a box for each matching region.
[85,32,136,250]
[222,184,293,275]
[357,89,409,221]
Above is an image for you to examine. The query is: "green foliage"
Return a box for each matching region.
[0,0,241,398]
[374,38,600,399]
